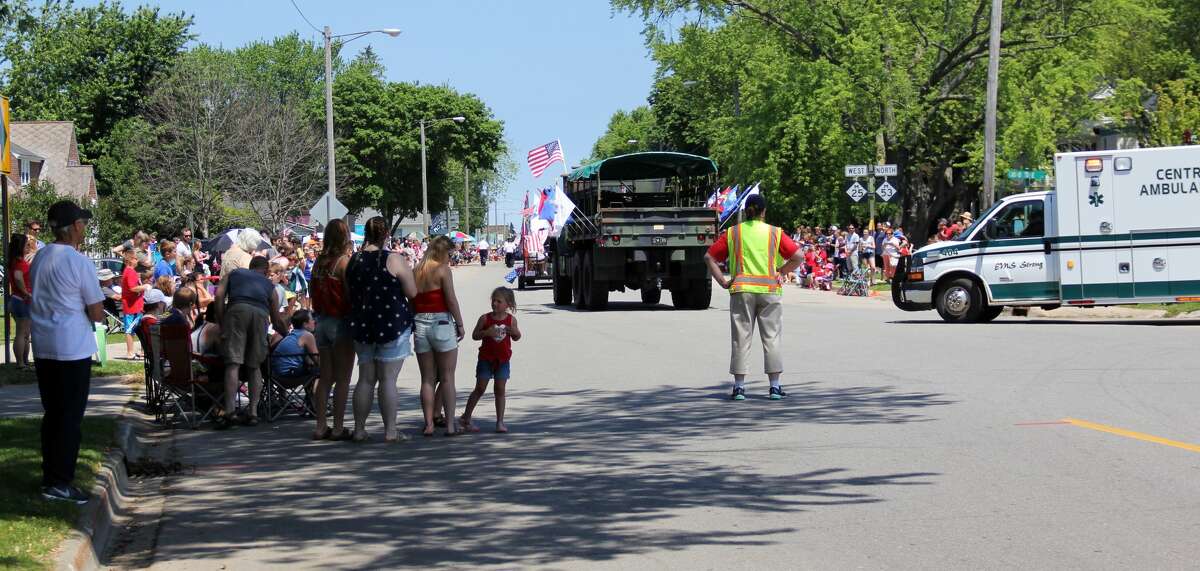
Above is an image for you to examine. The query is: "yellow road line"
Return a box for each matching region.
[1063,418,1200,453]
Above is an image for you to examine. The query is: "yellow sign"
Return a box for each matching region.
[0,96,10,175]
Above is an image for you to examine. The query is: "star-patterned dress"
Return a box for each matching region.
[346,249,414,345]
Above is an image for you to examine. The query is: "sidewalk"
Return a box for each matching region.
[0,378,134,418]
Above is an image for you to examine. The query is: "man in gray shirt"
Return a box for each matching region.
[845,224,861,273]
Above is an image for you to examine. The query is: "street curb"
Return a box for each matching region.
[53,414,144,571]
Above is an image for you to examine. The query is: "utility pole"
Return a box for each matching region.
[464,166,470,235]
[982,0,1003,209]
[323,26,336,197]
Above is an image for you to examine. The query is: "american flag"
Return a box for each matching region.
[527,140,564,178]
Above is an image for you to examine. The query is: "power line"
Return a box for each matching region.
[287,0,322,34]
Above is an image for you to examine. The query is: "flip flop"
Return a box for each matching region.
[329,429,353,441]
[312,427,331,441]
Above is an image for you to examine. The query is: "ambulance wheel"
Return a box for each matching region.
[979,305,1004,322]
[936,278,984,323]
[553,269,572,305]
[641,286,662,305]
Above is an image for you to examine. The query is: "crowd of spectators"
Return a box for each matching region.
[783,211,974,290]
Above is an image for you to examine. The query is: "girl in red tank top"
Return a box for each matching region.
[462,287,522,433]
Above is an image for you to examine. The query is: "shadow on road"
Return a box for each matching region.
[890,318,1200,327]
[134,383,949,568]
[542,301,708,313]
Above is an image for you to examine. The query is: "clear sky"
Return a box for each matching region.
[88,0,658,226]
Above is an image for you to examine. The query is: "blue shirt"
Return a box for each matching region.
[153,259,177,281]
[271,329,308,376]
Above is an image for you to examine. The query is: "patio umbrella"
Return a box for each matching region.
[405,231,427,240]
[202,229,271,254]
[446,231,473,242]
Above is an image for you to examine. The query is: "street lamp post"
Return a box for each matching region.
[323,26,401,197]
[419,116,466,236]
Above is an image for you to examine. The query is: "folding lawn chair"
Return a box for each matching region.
[136,318,162,414]
[154,322,221,428]
[263,348,319,422]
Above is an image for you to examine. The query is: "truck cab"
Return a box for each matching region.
[894,145,1200,322]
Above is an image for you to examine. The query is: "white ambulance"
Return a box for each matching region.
[893,145,1200,322]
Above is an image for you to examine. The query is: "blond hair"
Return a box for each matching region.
[416,236,454,282]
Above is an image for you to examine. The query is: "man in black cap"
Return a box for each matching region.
[28,200,105,504]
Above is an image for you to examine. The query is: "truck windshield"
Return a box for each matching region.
[954,200,1004,241]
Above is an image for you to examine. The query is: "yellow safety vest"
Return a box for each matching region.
[727,220,783,294]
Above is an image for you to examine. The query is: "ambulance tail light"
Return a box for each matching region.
[610,234,621,244]
[697,234,707,243]
[1084,158,1103,172]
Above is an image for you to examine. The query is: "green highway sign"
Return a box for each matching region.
[1006,168,1046,181]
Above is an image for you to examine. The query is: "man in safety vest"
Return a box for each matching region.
[703,194,804,401]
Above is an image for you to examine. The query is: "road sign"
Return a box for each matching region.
[1006,168,1046,181]
[846,181,867,202]
[874,164,898,177]
[309,190,348,227]
[875,181,897,202]
[0,97,10,175]
[845,165,868,177]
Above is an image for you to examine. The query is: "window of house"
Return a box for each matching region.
[19,159,30,185]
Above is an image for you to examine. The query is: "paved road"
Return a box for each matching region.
[110,264,1200,569]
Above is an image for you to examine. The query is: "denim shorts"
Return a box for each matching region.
[476,359,511,381]
[354,330,413,363]
[313,314,350,349]
[122,313,142,335]
[6,296,30,319]
[414,312,458,354]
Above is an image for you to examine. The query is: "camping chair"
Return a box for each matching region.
[154,322,221,428]
[102,298,124,336]
[263,347,319,422]
[136,319,162,414]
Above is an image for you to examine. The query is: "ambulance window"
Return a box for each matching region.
[984,201,1044,240]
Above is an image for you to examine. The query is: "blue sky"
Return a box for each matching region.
[91,0,659,225]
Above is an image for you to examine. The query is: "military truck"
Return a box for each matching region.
[551,152,720,311]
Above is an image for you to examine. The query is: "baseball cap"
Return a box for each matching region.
[96,268,116,281]
[47,201,93,229]
[144,288,166,305]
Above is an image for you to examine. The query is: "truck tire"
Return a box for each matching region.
[641,286,662,305]
[671,283,690,309]
[586,256,609,311]
[552,266,572,305]
[573,255,587,310]
[936,278,984,323]
[979,305,1004,322]
[687,278,712,309]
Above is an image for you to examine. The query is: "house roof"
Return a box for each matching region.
[10,143,44,161]
[10,121,95,199]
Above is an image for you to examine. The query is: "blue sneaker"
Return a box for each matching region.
[769,386,787,400]
[730,386,746,401]
[42,485,89,505]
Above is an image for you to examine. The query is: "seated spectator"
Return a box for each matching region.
[163,286,197,329]
[270,309,319,377]
[137,288,168,348]
[191,304,221,357]
[155,276,175,308]
[98,268,121,316]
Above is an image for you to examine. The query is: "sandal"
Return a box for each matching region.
[351,430,369,443]
[312,427,332,441]
[329,429,353,441]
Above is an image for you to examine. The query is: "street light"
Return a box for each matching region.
[420,116,466,236]
[324,26,402,198]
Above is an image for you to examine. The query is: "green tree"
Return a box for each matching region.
[0,0,193,161]
[332,52,507,231]
[611,0,1197,241]
[587,106,660,161]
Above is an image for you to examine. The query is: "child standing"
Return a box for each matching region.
[461,287,521,433]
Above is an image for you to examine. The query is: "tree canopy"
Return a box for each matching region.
[606,0,1200,242]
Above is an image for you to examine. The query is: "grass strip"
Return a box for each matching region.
[0,416,117,570]
[0,360,143,387]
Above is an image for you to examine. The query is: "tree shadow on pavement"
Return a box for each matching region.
[136,382,951,569]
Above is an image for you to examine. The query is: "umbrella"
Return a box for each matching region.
[446,231,473,242]
[203,229,271,254]
[405,231,427,240]
[350,232,365,243]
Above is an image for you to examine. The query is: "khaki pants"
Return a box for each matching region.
[729,292,783,375]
